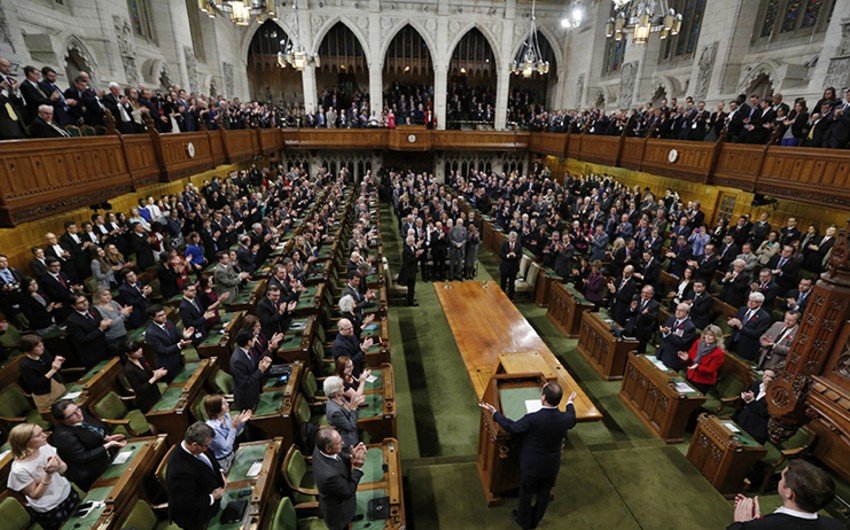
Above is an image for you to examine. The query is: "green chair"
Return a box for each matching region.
[211,369,233,396]
[0,323,22,351]
[281,444,319,506]
[294,393,327,428]
[118,498,180,530]
[704,367,748,417]
[64,125,81,137]
[154,445,175,491]
[80,125,96,137]
[0,385,49,429]
[758,427,816,493]
[191,391,209,422]
[270,497,325,530]
[91,391,152,436]
[300,368,324,402]
[0,493,40,530]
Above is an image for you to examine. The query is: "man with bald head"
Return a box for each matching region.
[657,303,697,370]
[331,317,373,377]
[27,105,70,138]
[607,264,637,325]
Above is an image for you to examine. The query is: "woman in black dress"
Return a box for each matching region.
[18,334,66,410]
[123,341,166,413]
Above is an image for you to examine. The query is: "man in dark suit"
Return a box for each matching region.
[144,305,193,383]
[230,329,272,411]
[50,399,127,490]
[19,66,52,121]
[118,269,152,329]
[179,282,215,345]
[128,222,155,270]
[607,265,637,326]
[632,250,660,289]
[166,422,227,530]
[717,235,741,273]
[235,236,258,274]
[63,74,104,126]
[688,244,720,289]
[729,459,842,530]
[684,280,712,329]
[26,104,70,138]
[624,285,660,353]
[767,245,801,295]
[500,231,522,300]
[480,382,577,530]
[255,285,296,340]
[38,258,77,322]
[727,293,772,361]
[66,295,111,368]
[38,66,72,127]
[313,426,368,530]
[657,303,697,370]
[331,318,373,377]
[719,260,751,309]
[783,278,814,314]
[342,270,374,317]
[398,235,421,306]
[753,268,782,308]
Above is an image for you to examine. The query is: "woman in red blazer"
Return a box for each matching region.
[677,324,726,394]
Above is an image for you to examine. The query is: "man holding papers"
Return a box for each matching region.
[480,382,577,530]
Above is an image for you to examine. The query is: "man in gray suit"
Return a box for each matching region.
[448,219,467,281]
[757,310,800,370]
[590,225,609,262]
[313,426,367,530]
[213,251,249,301]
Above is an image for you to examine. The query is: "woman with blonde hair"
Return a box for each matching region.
[203,394,252,471]
[7,423,78,529]
[677,324,726,394]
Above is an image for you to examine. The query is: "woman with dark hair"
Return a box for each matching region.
[334,355,371,402]
[123,340,166,413]
[18,334,66,410]
[184,231,207,275]
[203,394,252,471]
[19,277,61,336]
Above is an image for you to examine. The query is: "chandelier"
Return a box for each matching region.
[198,0,276,26]
[276,3,319,70]
[605,0,682,45]
[509,0,549,78]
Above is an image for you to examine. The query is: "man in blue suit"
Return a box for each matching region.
[480,382,577,530]
[727,292,772,361]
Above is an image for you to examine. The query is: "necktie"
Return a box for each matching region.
[775,327,792,345]
[744,310,754,323]
[674,320,681,328]
[778,257,787,268]
[85,311,92,320]
[0,269,12,283]
[57,275,67,288]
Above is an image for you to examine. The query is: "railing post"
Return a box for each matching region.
[144,113,167,182]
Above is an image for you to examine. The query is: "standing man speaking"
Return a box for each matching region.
[480,382,577,529]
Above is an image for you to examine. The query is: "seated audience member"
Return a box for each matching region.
[677,325,726,394]
[144,304,194,383]
[203,394,252,471]
[166,422,227,530]
[123,340,166,413]
[20,277,62,336]
[719,259,751,308]
[324,375,363,451]
[729,459,842,529]
[27,104,70,138]
[727,293,772,361]
[65,294,111,368]
[338,293,375,339]
[93,287,131,357]
[657,303,697,371]
[667,267,695,307]
[7,423,79,530]
[734,369,775,445]
[758,311,801,371]
[313,426,368,530]
[18,334,66,410]
[50,399,126,490]
[783,278,813,314]
[332,318,374,377]
[335,355,372,402]
[230,328,272,410]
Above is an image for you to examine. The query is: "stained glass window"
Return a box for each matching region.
[604,39,626,74]
[761,0,780,37]
[780,0,802,32]
[757,0,833,40]
[801,0,824,29]
[127,0,155,41]
[658,0,706,62]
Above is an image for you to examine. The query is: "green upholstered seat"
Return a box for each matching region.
[0,495,36,530]
[302,369,319,399]
[705,367,746,416]
[92,391,152,436]
[182,347,200,363]
[0,385,48,429]
[270,498,325,530]
[121,498,181,530]
[283,445,318,505]
[212,369,234,395]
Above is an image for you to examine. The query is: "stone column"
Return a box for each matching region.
[302,65,318,114]
[495,68,511,130]
[434,62,448,130]
[369,62,383,116]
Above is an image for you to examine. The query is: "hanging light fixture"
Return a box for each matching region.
[561,2,584,30]
[604,0,682,44]
[198,0,276,27]
[276,3,319,70]
[509,0,549,78]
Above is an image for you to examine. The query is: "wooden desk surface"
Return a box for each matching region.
[434,281,601,421]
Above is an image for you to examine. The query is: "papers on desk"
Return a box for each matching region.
[722,420,741,433]
[112,450,133,466]
[0,450,10,461]
[246,459,263,478]
[64,390,83,401]
[363,323,379,332]
[525,399,543,414]
[290,321,307,331]
[644,355,669,372]
[365,374,378,384]
[674,382,694,394]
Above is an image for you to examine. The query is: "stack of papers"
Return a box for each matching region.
[525,400,543,414]
[246,460,263,477]
[722,420,741,433]
[112,450,133,465]
[64,390,83,400]
[674,382,694,394]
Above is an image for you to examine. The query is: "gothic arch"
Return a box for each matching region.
[240,18,296,64]
[446,22,502,70]
[379,20,437,69]
[310,16,372,66]
[63,36,99,81]
[650,74,681,100]
[509,24,562,74]
[738,61,780,94]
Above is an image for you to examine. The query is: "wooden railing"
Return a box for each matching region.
[1,127,849,227]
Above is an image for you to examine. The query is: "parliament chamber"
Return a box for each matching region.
[3,0,850,528]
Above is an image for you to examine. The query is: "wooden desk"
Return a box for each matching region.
[196,311,244,373]
[619,353,707,443]
[145,358,217,444]
[249,361,304,442]
[576,311,639,380]
[547,282,595,338]
[687,414,767,497]
[534,267,558,307]
[357,363,397,442]
[39,357,124,420]
[354,438,406,530]
[274,316,317,364]
[434,281,601,421]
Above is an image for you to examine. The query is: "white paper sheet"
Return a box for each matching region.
[112,450,132,465]
[525,399,543,414]
[64,390,83,400]
[674,382,693,394]
[722,421,741,433]
[365,374,378,384]
[246,460,263,478]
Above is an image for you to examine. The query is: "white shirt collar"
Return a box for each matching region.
[319,450,340,461]
[774,506,818,520]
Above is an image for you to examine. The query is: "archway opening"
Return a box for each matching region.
[316,22,369,126]
[508,31,557,128]
[64,46,95,84]
[247,20,304,109]
[446,28,496,130]
[382,24,434,126]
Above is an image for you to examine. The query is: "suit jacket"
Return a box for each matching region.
[499,241,522,274]
[694,253,720,287]
[719,272,751,308]
[231,346,267,411]
[493,405,576,477]
[66,309,109,367]
[213,264,242,301]
[625,298,660,344]
[0,92,26,139]
[20,80,52,120]
[757,280,782,307]
[729,307,772,361]
[166,444,225,530]
[610,276,637,325]
[128,232,155,270]
[657,316,697,371]
[179,297,209,344]
[734,381,770,445]
[638,258,661,287]
[767,255,801,294]
[51,414,110,490]
[118,283,148,329]
[26,116,68,138]
[312,448,364,530]
[783,288,811,314]
[326,398,359,449]
[758,322,798,371]
[685,291,713,329]
[255,296,291,340]
[590,233,609,261]
[144,322,184,381]
[332,333,364,376]
[725,512,843,529]
[123,359,162,413]
[235,245,257,274]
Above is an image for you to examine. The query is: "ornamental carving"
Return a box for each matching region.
[183,46,199,94]
[617,61,638,109]
[113,16,139,85]
[354,16,368,31]
[693,41,717,100]
[381,16,401,33]
[575,74,585,108]
[223,62,234,98]
[838,22,850,56]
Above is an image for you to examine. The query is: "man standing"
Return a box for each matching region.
[331,318,373,377]
[727,293,772,361]
[398,235,421,307]
[448,219,467,281]
[480,382,577,530]
[166,422,227,530]
[313,426,368,530]
[145,305,194,383]
[657,303,697,371]
[230,329,272,411]
[500,231,522,300]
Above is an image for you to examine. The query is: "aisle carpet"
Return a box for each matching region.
[378,204,750,529]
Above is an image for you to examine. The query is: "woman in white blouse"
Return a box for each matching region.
[7,423,79,529]
[668,266,695,307]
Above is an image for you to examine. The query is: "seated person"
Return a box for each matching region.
[203,394,252,471]
[757,311,800,371]
[50,399,127,490]
[334,355,372,402]
[332,318,373,377]
[7,423,79,530]
[677,324,726,395]
[323,375,363,452]
[123,340,166,413]
[18,334,66,410]
[729,459,843,529]
[734,369,775,445]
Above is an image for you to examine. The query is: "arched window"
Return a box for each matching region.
[754,0,835,44]
[659,0,706,63]
[603,5,626,75]
[127,0,155,42]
